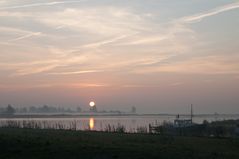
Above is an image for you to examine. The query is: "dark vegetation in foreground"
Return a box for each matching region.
[0,128,239,159]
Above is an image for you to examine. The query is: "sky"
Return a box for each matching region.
[0,0,239,114]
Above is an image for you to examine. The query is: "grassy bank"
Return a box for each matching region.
[0,128,239,159]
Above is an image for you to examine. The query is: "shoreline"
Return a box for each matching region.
[1,113,239,119]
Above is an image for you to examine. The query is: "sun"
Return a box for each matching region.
[89,101,95,107]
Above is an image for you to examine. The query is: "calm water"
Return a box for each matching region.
[1,114,239,132]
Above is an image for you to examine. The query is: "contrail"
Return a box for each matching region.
[82,35,130,48]
[0,1,86,10]
[182,2,239,23]
[48,70,102,75]
[9,32,42,42]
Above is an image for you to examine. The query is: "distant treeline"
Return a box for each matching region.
[0,105,136,114]
[0,104,81,114]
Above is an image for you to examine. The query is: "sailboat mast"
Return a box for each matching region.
[191,104,193,123]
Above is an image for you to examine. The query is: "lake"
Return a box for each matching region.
[0,114,239,132]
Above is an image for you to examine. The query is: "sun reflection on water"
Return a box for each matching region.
[89,118,94,130]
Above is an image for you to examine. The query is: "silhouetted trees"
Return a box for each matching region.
[6,104,15,114]
[131,106,136,113]
[6,105,75,114]
[0,104,16,115]
[0,105,136,115]
[76,107,82,112]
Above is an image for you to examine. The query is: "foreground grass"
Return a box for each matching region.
[0,128,239,159]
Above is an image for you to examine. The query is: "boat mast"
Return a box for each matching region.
[190,104,193,124]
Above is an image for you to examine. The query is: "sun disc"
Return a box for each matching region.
[89,101,95,107]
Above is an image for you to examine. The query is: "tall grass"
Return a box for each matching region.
[0,120,78,130]
[0,120,145,133]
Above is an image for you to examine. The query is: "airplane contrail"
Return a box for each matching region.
[0,1,86,10]
[182,2,239,23]
[9,32,42,42]
[48,70,102,75]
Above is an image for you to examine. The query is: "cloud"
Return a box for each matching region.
[0,52,101,76]
[0,59,62,76]
[0,1,86,10]
[181,2,239,23]
[82,34,135,48]
[67,83,110,88]
[132,55,239,75]
[120,36,168,45]
[0,81,111,91]
[39,7,144,36]
[0,26,31,34]
[13,64,60,76]
[0,0,7,5]
[9,32,42,42]
[48,70,102,75]
[0,11,31,17]
[122,84,162,88]
[0,83,54,91]
[0,1,237,79]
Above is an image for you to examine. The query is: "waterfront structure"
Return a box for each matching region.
[174,104,194,128]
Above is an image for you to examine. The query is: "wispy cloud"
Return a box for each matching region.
[9,32,42,42]
[132,55,239,75]
[120,36,168,45]
[0,83,111,91]
[122,84,160,88]
[13,64,60,76]
[0,1,86,10]
[39,7,144,36]
[0,0,7,5]
[82,34,135,48]
[0,83,54,91]
[182,2,239,23]
[48,70,102,75]
[0,1,238,79]
[0,26,31,34]
[68,83,110,88]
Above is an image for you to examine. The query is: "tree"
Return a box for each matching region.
[76,107,82,112]
[29,106,37,113]
[41,105,50,113]
[5,104,15,115]
[131,106,136,113]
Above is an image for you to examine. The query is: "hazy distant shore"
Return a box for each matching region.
[0,113,239,118]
